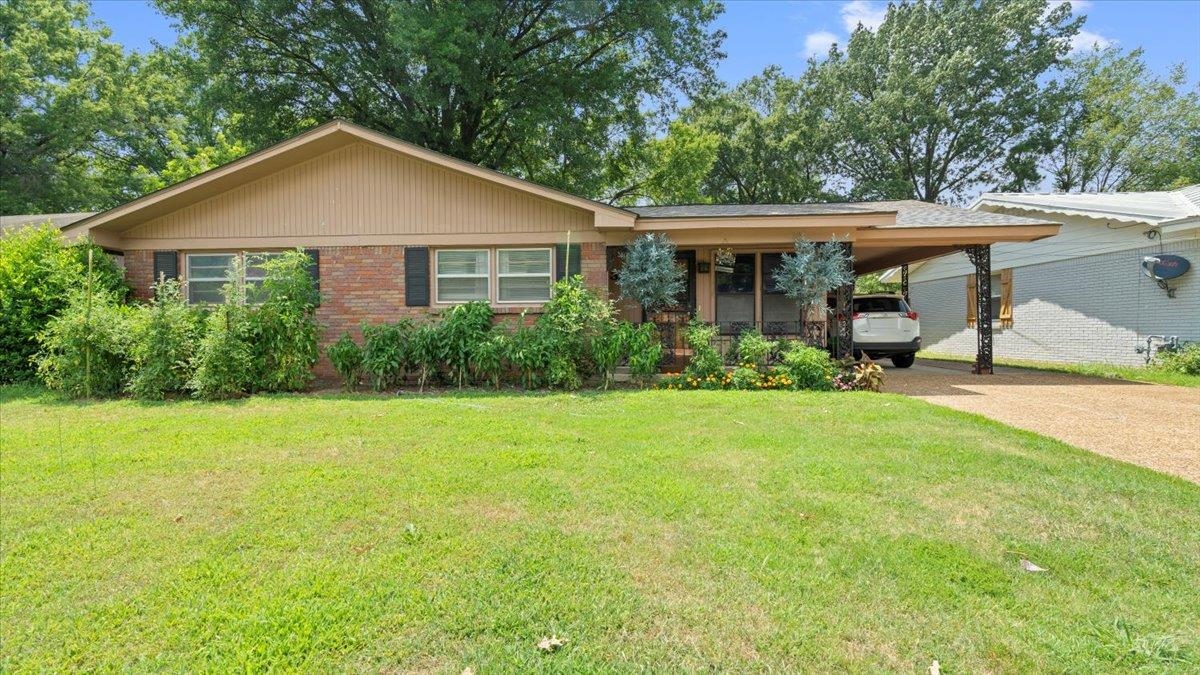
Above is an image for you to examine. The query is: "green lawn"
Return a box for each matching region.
[2,386,1198,672]
[920,351,1200,388]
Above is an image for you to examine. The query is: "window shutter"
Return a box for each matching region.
[555,243,582,281]
[153,251,179,284]
[966,274,977,328]
[405,247,430,306]
[304,248,321,304]
[999,268,1013,328]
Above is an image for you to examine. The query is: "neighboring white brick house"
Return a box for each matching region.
[891,187,1200,366]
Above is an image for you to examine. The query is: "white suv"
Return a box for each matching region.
[852,294,921,368]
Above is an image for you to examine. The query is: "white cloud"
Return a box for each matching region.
[803,31,839,59]
[840,0,887,33]
[1069,29,1115,53]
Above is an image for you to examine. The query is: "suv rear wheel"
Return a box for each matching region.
[891,352,916,369]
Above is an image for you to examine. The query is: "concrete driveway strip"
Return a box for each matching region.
[885,360,1200,483]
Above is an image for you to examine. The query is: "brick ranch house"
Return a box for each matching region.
[59,120,1059,375]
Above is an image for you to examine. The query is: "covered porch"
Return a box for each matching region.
[608,201,1060,373]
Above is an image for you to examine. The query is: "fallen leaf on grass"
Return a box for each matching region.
[537,635,567,653]
[929,660,941,674]
[172,515,183,523]
[1020,558,1047,573]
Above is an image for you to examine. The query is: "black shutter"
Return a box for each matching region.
[555,243,582,281]
[303,248,320,291]
[405,246,430,306]
[152,251,179,283]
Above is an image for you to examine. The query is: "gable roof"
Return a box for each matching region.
[64,120,636,238]
[972,185,1200,228]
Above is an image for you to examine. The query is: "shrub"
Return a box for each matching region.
[1155,343,1200,376]
[127,279,201,399]
[506,321,551,389]
[189,261,255,399]
[626,323,663,384]
[780,341,835,391]
[327,333,364,391]
[409,322,443,391]
[250,250,321,392]
[592,322,631,390]
[0,226,128,383]
[440,301,493,387]
[683,321,723,379]
[538,275,616,380]
[617,233,685,315]
[832,357,884,392]
[35,288,131,398]
[361,320,413,391]
[470,329,508,389]
[729,365,762,390]
[736,329,776,367]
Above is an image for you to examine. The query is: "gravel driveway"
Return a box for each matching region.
[885,359,1200,483]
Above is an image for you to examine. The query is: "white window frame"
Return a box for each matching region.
[989,272,1002,323]
[495,247,553,304]
[185,251,275,305]
[435,248,491,304]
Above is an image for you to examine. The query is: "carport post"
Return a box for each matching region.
[965,245,994,374]
[834,242,855,360]
[900,264,910,304]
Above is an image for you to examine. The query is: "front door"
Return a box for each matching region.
[715,253,755,334]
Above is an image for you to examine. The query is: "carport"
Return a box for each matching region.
[622,200,1060,374]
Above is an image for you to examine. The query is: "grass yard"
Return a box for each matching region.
[2,386,1198,672]
[919,351,1200,388]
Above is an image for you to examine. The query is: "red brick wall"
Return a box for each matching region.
[123,243,611,378]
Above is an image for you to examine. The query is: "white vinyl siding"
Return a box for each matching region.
[497,248,552,303]
[436,249,490,303]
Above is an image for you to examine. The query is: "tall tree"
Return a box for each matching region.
[156,0,725,199]
[1049,47,1200,192]
[681,67,833,204]
[808,0,1081,203]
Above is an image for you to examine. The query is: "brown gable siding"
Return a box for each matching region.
[122,142,595,246]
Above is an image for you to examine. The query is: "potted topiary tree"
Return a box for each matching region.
[772,237,855,347]
[616,233,686,322]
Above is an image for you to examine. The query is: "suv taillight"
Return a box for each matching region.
[852,312,863,320]
[905,311,919,320]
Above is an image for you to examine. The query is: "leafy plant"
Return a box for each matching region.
[729,365,762,390]
[440,301,493,388]
[1155,343,1200,376]
[127,278,200,400]
[250,249,321,392]
[683,321,723,379]
[780,341,835,391]
[735,328,776,367]
[617,233,685,316]
[470,328,508,390]
[327,333,364,391]
[538,275,616,379]
[592,322,631,390]
[772,237,854,314]
[361,320,413,391]
[0,225,127,383]
[189,259,254,400]
[626,323,663,385]
[409,322,443,392]
[506,321,551,390]
[35,288,131,398]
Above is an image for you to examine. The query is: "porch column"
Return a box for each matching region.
[833,242,855,360]
[964,244,993,374]
[900,263,910,304]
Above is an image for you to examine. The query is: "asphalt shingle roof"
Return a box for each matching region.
[628,200,1049,227]
[0,212,96,232]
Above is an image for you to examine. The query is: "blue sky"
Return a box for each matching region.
[93,0,1200,83]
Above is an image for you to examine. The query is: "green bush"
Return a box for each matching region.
[627,323,662,385]
[683,321,723,379]
[780,341,836,391]
[1155,343,1200,376]
[410,322,443,391]
[736,329,776,367]
[0,225,128,383]
[127,279,201,400]
[361,320,413,391]
[34,288,131,398]
[538,275,616,379]
[440,301,493,387]
[250,250,321,392]
[327,333,364,391]
[729,365,762,390]
[506,321,551,389]
[592,321,631,389]
[470,329,508,389]
[189,261,255,400]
